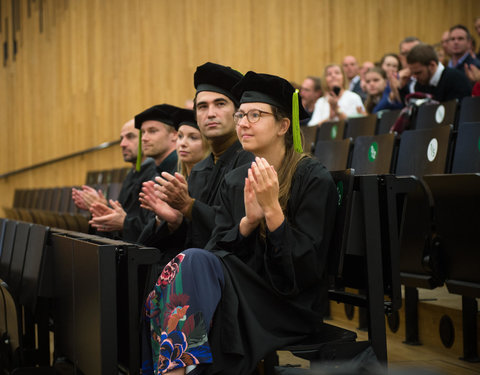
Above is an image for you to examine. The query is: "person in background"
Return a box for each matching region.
[359,60,375,93]
[342,55,367,101]
[307,64,364,127]
[88,105,178,238]
[363,67,388,114]
[407,43,472,102]
[299,75,323,125]
[448,24,480,81]
[72,119,157,242]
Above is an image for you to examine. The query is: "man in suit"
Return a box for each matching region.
[406,43,472,102]
[447,24,480,82]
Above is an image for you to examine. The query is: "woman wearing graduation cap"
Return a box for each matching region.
[143,72,337,375]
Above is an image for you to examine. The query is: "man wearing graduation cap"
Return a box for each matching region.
[89,104,178,241]
[138,62,254,252]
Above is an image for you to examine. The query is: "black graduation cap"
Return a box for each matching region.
[232,71,308,153]
[194,62,243,106]
[172,108,198,130]
[134,104,180,130]
[232,71,309,120]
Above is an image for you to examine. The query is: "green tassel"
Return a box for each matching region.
[136,129,142,172]
[292,89,303,153]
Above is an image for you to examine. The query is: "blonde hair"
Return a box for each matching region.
[177,130,210,178]
[322,64,348,92]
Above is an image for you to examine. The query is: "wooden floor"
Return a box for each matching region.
[277,287,480,374]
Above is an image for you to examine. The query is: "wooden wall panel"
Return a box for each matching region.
[1,0,479,209]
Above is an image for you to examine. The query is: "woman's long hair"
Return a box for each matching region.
[257,105,309,239]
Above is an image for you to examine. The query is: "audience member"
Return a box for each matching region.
[448,24,480,80]
[363,67,388,114]
[307,64,364,127]
[406,43,472,102]
[88,105,179,238]
[372,53,405,112]
[137,62,254,255]
[440,30,451,65]
[299,76,323,124]
[142,71,336,375]
[72,119,157,242]
[359,61,375,92]
[342,55,367,101]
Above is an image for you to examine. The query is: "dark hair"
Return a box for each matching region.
[380,53,402,70]
[192,92,238,119]
[364,67,387,113]
[399,36,421,49]
[406,43,438,66]
[449,24,472,40]
[306,76,322,91]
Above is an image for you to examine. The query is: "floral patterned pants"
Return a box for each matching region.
[142,248,225,375]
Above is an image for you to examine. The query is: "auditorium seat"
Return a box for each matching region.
[301,126,318,154]
[317,120,345,141]
[350,133,397,174]
[265,168,399,371]
[413,99,458,130]
[383,125,454,344]
[376,109,401,135]
[313,138,352,171]
[457,96,480,126]
[395,125,453,176]
[450,122,480,173]
[344,114,377,140]
[7,222,32,295]
[0,221,17,282]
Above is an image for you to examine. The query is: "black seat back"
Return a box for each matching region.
[422,174,480,297]
[301,126,318,154]
[457,96,480,126]
[376,109,401,135]
[317,120,345,141]
[8,222,32,294]
[19,224,50,312]
[351,133,397,174]
[0,221,17,281]
[414,100,458,130]
[451,122,480,173]
[314,138,352,171]
[345,114,377,140]
[395,125,453,176]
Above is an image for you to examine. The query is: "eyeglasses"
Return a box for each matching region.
[233,109,274,124]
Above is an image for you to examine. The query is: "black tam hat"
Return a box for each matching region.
[232,71,309,120]
[172,108,198,130]
[134,104,180,130]
[232,71,308,153]
[194,62,243,106]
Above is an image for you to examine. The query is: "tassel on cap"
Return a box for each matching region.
[292,89,303,153]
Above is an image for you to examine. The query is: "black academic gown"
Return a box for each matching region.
[107,158,157,242]
[137,141,254,253]
[204,157,337,375]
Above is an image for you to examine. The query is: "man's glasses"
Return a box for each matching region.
[233,109,274,124]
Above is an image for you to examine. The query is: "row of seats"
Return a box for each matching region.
[301,96,480,148]
[5,182,124,233]
[85,167,131,185]
[0,219,164,374]
[311,122,480,176]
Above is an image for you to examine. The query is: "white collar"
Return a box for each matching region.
[430,62,444,87]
